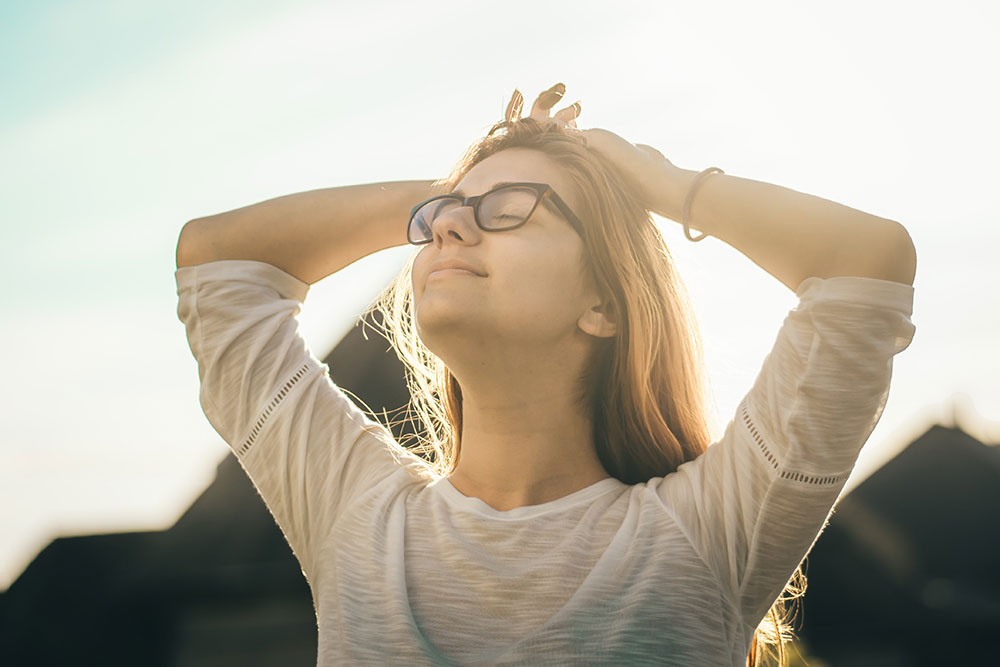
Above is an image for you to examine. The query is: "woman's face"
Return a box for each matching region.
[411,147,601,357]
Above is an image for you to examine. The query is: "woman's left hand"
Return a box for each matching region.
[523,83,683,219]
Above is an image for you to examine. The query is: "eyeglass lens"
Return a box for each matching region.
[409,186,541,244]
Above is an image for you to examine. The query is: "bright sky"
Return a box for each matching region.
[1,0,998,590]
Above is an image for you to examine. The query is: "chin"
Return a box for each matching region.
[415,305,485,354]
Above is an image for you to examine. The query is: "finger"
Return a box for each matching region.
[530,82,566,120]
[637,144,663,159]
[505,89,524,123]
[553,100,581,123]
[637,143,673,165]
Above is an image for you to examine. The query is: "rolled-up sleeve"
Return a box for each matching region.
[654,275,915,628]
[175,259,414,579]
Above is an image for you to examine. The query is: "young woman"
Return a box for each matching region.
[175,83,916,666]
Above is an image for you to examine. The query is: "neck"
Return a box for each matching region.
[445,369,610,512]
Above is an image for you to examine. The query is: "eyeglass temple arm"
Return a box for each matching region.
[544,190,586,237]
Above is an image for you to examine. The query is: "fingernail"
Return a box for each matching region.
[540,91,561,105]
[549,82,566,95]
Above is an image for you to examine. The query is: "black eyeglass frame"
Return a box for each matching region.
[406,182,586,245]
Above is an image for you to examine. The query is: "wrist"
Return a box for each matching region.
[655,166,698,222]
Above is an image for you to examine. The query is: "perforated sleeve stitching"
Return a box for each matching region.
[739,398,852,486]
[236,361,312,457]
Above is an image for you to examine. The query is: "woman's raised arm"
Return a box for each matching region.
[522,84,917,293]
[659,166,918,291]
[175,179,446,285]
[571,124,917,292]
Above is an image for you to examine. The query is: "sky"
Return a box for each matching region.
[1,0,998,591]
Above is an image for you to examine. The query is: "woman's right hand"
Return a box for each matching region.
[510,83,684,219]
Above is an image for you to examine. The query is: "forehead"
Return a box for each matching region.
[456,148,580,211]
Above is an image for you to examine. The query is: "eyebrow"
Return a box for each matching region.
[451,182,518,197]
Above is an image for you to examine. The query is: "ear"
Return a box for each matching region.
[577,300,617,338]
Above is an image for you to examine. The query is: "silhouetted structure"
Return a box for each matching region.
[0,454,316,667]
[798,424,1000,664]
[2,310,997,665]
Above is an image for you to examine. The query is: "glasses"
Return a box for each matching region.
[407,182,585,245]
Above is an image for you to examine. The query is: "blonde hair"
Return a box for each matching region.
[364,100,805,667]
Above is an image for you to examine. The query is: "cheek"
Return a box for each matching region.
[497,253,588,323]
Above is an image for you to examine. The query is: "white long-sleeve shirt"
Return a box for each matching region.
[175,259,915,666]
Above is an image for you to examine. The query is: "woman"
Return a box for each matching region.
[175,83,916,666]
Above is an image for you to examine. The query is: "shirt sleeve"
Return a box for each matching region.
[175,259,422,579]
[654,275,915,628]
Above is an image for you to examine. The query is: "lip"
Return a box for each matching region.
[428,259,486,277]
[428,268,481,279]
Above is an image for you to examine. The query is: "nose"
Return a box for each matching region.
[432,205,481,247]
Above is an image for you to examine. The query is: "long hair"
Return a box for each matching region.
[364,93,805,667]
